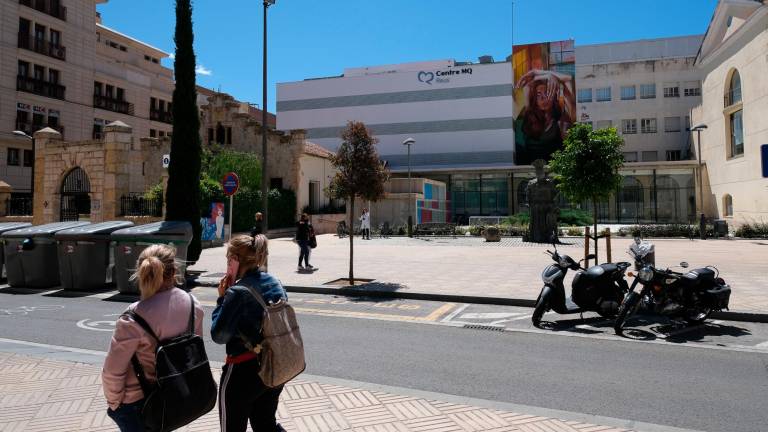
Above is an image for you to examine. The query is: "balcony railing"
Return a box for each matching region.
[150,109,173,124]
[120,195,163,217]
[17,75,65,100]
[18,33,66,60]
[15,120,64,138]
[94,94,134,115]
[19,0,67,21]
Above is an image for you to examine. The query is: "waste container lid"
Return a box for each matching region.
[54,221,135,240]
[0,222,32,234]
[111,221,193,242]
[2,221,91,238]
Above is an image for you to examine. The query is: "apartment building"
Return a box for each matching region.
[0,0,174,199]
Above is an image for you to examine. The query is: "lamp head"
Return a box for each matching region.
[265,0,276,5]
[690,124,708,131]
[402,137,415,146]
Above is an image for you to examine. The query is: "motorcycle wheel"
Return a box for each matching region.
[684,308,712,325]
[532,290,550,328]
[614,292,641,335]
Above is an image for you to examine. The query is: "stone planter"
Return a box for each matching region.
[483,226,501,242]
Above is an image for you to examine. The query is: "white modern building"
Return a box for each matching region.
[277,36,705,223]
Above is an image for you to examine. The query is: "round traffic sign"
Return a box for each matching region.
[222,172,240,196]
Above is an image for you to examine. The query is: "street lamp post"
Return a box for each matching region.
[690,124,708,214]
[402,137,415,237]
[261,0,275,232]
[13,131,34,204]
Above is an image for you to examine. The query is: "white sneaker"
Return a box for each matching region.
[298,265,305,271]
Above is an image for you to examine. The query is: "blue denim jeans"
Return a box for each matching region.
[107,399,145,432]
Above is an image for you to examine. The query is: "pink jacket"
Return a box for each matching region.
[102,287,204,410]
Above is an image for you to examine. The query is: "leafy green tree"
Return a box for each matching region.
[201,146,262,191]
[165,0,202,261]
[549,123,624,262]
[327,121,389,284]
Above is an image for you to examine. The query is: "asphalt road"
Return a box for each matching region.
[1,287,766,432]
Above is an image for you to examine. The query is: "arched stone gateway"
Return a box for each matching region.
[60,167,91,221]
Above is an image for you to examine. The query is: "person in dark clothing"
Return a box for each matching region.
[250,212,263,236]
[211,234,287,432]
[295,213,313,271]
[699,213,708,240]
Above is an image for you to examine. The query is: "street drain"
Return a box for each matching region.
[463,324,505,332]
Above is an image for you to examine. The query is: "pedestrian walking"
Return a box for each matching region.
[102,245,205,432]
[360,208,371,240]
[295,213,314,270]
[250,212,264,236]
[211,234,288,432]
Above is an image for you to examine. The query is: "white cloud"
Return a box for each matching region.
[195,65,213,76]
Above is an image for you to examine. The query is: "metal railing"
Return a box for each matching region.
[119,195,163,217]
[94,95,134,115]
[18,33,66,60]
[5,197,33,216]
[17,75,65,100]
[150,109,172,124]
[20,0,67,20]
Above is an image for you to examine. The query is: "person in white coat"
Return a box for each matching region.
[359,208,371,240]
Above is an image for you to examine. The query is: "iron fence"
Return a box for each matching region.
[5,197,33,216]
[119,195,163,217]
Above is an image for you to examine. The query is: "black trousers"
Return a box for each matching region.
[219,359,284,432]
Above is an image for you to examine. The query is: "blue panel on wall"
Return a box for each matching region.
[424,183,433,200]
[762,144,768,178]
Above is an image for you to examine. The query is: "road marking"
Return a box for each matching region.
[489,314,531,325]
[294,307,437,322]
[423,303,455,322]
[76,319,116,332]
[0,305,64,316]
[459,312,522,320]
[441,304,469,323]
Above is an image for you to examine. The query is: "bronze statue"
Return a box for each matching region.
[526,159,559,243]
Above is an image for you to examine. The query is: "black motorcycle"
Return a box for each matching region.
[532,240,631,327]
[614,245,732,334]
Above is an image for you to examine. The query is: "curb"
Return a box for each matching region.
[189,278,768,323]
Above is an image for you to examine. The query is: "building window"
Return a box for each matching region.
[684,87,701,97]
[595,120,612,130]
[640,84,656,99]
[642,151,658,162]
[23,149,34,167]
[158,131,165,138]
[620,85,636,100]
[666,150,682,161]
[640,118,657,133]
[622,152,638,162]
[149,129,157,138]
[621,119,637,134]
[7,148,20,166]
[596,87,611,102]
[664,117,681,132]
[723,194,733,217]
[207,128,214,143]
[663,83,680,98]
[93,118,105,139]
[577,88,592,103]
[725,70,744,158]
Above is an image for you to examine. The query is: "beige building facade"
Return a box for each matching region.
[692,0,768,225]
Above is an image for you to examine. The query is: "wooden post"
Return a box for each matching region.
[605,228,612,263]
[584,226,591,267]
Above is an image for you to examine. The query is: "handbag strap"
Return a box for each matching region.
[186,292,195,334]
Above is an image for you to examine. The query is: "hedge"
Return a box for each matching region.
[201,187,296,232]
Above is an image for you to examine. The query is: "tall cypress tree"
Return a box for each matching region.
[166,0,202,262]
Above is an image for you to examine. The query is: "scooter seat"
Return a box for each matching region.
[585,263,618,278]
[682,268,716,285]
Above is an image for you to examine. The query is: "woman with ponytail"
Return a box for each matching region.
[102,244,204,431]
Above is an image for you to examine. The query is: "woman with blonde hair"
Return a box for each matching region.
[102,244,204,432]
[211,234,287,432]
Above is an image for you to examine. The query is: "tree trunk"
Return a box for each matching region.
[593,198,599,265]
[349,196,354,285]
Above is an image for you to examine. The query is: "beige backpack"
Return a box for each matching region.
[243,285,306,388]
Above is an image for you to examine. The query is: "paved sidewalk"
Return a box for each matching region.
[0,342,640,432]
[190,234,768,314]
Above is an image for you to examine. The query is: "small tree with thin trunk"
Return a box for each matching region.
[549,123,623,263]
[327,121,389,285]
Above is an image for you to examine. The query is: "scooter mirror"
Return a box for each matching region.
[680,262,689,268]
[586,254,597,260]
[634,237,642,244]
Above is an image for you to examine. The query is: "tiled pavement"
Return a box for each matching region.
[190,234,768,313]
[0,351,633,432]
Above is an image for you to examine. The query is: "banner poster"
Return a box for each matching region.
[201,202,226,241]
[512,39,576,165]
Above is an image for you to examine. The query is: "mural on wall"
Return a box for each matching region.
[513,39,576,165]
[201,202,225,241]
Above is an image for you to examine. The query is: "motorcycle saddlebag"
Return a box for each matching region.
[705,283,731,310]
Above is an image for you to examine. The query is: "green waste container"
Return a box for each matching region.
[2,221,91,288]
[0,222,32,279]
[111,221,193,294]
[55,221,135,290]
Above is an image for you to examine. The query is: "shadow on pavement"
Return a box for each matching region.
[102,292,139,303]
[0,286,51,295]
[43,286,115,298]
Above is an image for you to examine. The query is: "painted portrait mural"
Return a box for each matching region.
[513,40,576,165]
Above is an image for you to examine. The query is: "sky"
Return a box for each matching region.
[97,0,719,112]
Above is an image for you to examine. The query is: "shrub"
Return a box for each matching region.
[735,222,768,238]
[566,227,583,236]
[505,213,530,226]
[200,187,296,232]
[618,224,714,238]
[558,208,593,226]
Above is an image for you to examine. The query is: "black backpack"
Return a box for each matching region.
[126,293,217,432]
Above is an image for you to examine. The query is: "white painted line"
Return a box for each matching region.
[459,312,524,320]
[505,314,533,321]
[0,337,107,356]
[441,303,469,323]
[753,341,768,349]
[76,319,116,332]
